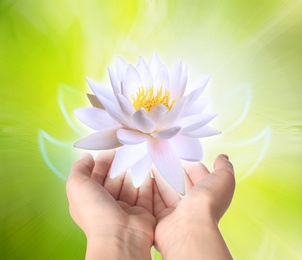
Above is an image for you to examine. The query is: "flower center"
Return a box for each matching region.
[131,86,175,112]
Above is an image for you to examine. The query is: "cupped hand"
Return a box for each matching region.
[66,150,156,247]
[153,154,235,256]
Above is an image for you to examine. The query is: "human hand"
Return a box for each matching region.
[66,150,155,260]
[153,154,235,259]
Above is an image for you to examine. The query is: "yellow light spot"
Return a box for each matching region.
[132,86,175,112]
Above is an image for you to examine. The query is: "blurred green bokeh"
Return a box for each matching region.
[1,0,302,259]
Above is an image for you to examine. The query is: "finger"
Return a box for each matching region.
[68,153,95,182]
[183,168,193,191]
[152,166,180,208]
[213,154,234,174]
[104,172,125,200]
[136,174,153,214]
[183,161,210,185]
[118,171,138,206]
[212,154,235,194]
[209,154,236,220]
[153,179,167,217]
[91,149,115,185]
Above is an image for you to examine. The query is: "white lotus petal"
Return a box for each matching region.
[126,65,143,94]
[148,52,162,78]
[136,57,153,87]
[117,129,149,145]
[169,60,182,98]
[94,92,131,126]
[184,99,208,116]
[86,77,116,104]
[86,78,130,127]
[147,104,168,124]
[133,109,156,133]
[108,66,120,97]
[147,139,185,195]
[173,135,203,161]
[116,57,129,82]
[158,97,186,128]
[184,125,221,138]
[175,75,188,100]
[180,80,209,117]
[182,64,188,77]
[121,81,129,97]
[180,113,217,134]
[74,107,119,130]
[74,128,122,150]
[130,155,153,187]
[154,64,169,91]
[110,143,148,178]
[117,94,135,118]
[152,126,181,139]
[185,80,208,105]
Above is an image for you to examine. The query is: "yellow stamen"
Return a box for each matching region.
[132,86,175,112]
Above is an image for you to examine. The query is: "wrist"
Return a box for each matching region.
[157,216,232,260]
[86,226,152,260]
[157,216,215,254]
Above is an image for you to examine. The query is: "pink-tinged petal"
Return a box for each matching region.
[130,155,153,187]
[117,94,136,118]
[184,99,208,116]
[180,113,217,133]
[117,129,149,145]
[136,57,153,87]
[110,143,148,178]
[147,139,185,195]
[108,66,120,97]
[133,109,157,133]
[148,104,168,124]
[74,107,119,130]
[183,126,221,138]
[126,65,143,94]
[116,57,129,82]
[74,128,122,150]
[154,64,169,91]
[151,126,181,139]
[86,77,116,104]
[172,135,203,161]
[148,52,162,79]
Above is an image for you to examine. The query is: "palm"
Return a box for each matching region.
[152,161,211,247]
[153,156,235,250]
[67,151,155,243]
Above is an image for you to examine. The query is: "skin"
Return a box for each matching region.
[153,154,235,259]
[66,151,235,260]
[66,150,155,260]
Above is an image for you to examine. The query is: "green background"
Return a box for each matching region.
[1,0,302,259]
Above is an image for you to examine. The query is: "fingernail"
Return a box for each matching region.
[221,154,229,160]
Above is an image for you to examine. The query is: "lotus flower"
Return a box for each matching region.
[74,52,220,194]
